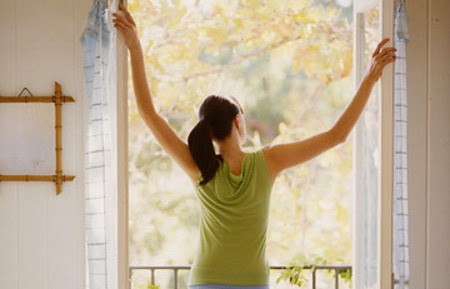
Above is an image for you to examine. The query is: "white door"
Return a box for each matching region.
[353,0,394,289]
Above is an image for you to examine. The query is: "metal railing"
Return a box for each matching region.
[129,265,352,289]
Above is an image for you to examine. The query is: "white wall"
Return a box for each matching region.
[407,0,428,287]
[408,0,450,288]
[426,0,450,287]
[0,0,90,289]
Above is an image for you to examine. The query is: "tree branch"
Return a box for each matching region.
[182,34,303,82]
[148,23,349,83]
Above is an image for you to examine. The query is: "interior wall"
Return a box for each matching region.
[426,0,450,287]
[407,0,428,288]
[0,0,90,289]
[408,0,450,288]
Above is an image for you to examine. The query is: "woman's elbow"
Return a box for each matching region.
[330,128,348,146]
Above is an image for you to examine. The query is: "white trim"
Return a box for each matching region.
[352,12,365,289]
[353,1,395,288]
[115,17,129,289]
[379,0,394,288]
[355,0,378,13]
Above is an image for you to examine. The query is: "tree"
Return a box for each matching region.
[128,1,353,288]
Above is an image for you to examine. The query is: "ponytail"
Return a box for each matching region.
[188,119,220,186]
[188,95,240,186]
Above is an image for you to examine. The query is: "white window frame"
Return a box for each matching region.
[353,0,394,288]
[114,20,130,289]
[114,1,395,288]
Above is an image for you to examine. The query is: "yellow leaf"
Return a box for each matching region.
[242,0,263,7]
[340,50,353,78]
[292,57,302,74]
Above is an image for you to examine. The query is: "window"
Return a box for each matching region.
[117,0,396,288]
[353,0,394,288]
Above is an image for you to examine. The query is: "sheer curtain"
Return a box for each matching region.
[81,0,119,288]
[393,1,410,288]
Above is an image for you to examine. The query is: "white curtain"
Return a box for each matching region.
[81,1,118,288]
[393,1,410,288]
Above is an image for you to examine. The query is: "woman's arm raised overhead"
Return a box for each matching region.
[113,4,200,182]
[264,38,397,181]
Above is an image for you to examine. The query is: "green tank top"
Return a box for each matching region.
[188,150,273,286]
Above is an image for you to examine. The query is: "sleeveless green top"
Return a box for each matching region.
[188,150,273,286]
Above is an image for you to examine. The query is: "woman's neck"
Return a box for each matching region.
[217,139,245,174]
[218,144,244,159]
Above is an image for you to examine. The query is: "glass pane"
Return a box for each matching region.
[356,4,381,289]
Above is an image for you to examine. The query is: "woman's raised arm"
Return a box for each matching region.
[113,4,200,182]
[263,38,397,182]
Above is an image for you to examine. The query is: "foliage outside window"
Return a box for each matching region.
[128,1,354,288]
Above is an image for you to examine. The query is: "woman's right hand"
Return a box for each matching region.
[112,3,140,50]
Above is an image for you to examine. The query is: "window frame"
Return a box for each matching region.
[115,1,396,288]
[115,19,130,289]
[353,0,395,288]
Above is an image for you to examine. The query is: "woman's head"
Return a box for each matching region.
[188,95,244,185]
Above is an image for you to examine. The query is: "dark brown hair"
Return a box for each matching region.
[188,95,240,185]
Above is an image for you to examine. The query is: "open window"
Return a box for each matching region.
[112,0,396,288]
[353,0,394,288]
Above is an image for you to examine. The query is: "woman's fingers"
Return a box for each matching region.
[383,50,397,58]
[120,3,136,25]
[113,18,128,30]
[374,53,396,75]
[112,5,140,49]
[117,17,133,29]
[380,47,397,53]
[113,4,136,30]
[114,21,126,33]
[125,12,136,26]
[112,12,125,25]
[112,13,134,31]
[372,37,391,57]
[381,54,396,65]
[377,49,396,60]
[113,17,128,29]
[113,19,134,39]
[377,52,395,63]
[375,47,396,58]
[366,38,397,81]
[112,11,127,23]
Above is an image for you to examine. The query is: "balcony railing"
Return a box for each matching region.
[129,265,352,289]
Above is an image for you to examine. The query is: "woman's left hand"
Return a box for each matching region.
[366,38,397,82]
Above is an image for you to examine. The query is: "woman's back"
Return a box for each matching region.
[189,150,273,286]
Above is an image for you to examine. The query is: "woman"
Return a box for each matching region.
[113,4,396,289]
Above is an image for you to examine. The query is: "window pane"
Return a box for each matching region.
[356,5,381,289]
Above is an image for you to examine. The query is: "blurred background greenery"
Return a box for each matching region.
[127,0,356,288]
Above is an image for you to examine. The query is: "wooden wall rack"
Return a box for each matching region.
[0,82,76,195]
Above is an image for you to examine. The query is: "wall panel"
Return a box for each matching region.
[0,0,90,288]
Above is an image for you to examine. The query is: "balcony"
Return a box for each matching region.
[129,264,352,289]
